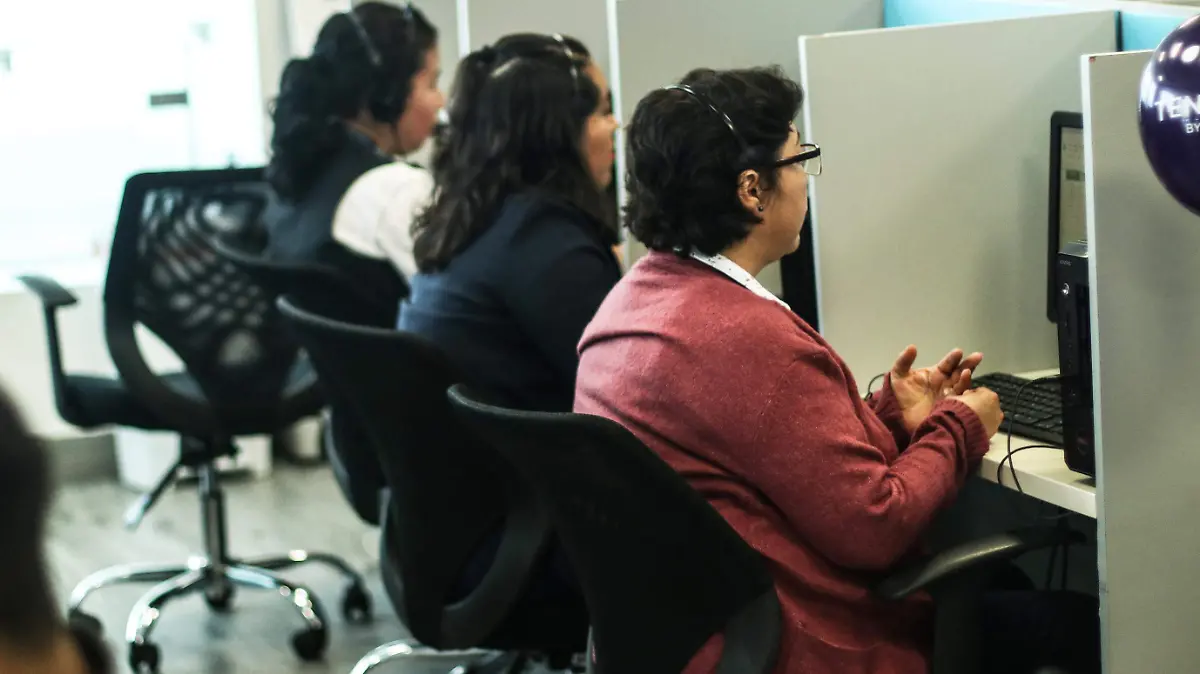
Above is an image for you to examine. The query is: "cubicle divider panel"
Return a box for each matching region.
[465,0,611,77]
[610,0,884,293]
[885,0,1195,41]
[800,12,1115,383]
[415,0,464,82]
[1083,49,1200,673]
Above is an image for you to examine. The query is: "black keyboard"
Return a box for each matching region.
[970,372,1063,447]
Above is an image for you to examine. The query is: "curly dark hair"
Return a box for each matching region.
[266,2,437,201]
[413,33,614,272]
[624,66,804,256]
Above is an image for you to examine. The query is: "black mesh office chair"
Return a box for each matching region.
[447,386,1081,674]
[211,240,389,524]
[276,297,588,673]
[17,169,371,673]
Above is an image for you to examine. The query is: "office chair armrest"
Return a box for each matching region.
[15,271,79,398]
[17,274,79,310]
[876,527,1084,599]
[441,497,553,648]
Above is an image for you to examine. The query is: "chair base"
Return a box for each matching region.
[349,639,495,674]
[67,447,372,673]
[69,552,371,673]
[349,642,585,674]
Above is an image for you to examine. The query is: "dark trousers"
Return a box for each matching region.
[981,590,1101,674]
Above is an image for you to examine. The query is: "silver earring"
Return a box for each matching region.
[757,205,764,212]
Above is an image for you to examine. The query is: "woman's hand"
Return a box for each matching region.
[888,345,984,433]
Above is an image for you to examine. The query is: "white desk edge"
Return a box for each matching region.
[972,369,1096,518]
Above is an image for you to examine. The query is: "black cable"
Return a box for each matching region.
[865,372,885,401]
[988,376,1084,589]
[998,375,1062,494]
[996,444,1056,493]
[1042,515,1076,590]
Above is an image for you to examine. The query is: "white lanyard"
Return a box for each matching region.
[689,251,791,311]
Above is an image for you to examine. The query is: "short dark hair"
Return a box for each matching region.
[0,384,59,651]
[624,66,804,256]
[413,33,615,272]
[266,2,438,200]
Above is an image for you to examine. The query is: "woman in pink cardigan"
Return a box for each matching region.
[574,66,1099,674]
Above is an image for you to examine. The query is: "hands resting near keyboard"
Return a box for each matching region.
[888,345,1005,437]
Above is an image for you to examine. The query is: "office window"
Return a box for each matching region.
[0,0,266,276]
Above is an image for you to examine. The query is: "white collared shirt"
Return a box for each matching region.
[331,162,434,280]
[689,251,792,311]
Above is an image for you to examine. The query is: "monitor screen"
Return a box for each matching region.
[1047,111,1085,324]
[1058,126,1087,251]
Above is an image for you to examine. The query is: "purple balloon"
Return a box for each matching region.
[1139,14,1200,217]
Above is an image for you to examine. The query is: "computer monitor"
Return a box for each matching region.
[1046,111,1086,323]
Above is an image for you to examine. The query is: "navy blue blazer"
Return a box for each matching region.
[400,191,621,412]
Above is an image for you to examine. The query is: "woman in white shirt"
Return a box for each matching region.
[264,1,442,324]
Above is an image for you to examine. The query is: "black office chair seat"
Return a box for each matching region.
[59,372,202,431]
[59,360,317,435]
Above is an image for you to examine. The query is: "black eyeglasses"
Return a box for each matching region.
[662,84,823,176]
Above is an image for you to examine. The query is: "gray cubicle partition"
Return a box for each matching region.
[800,12,1116,382]
[1084,49,1200,672]
[463,0,610,75]
[412,0,462,90]
[610,0,883,292]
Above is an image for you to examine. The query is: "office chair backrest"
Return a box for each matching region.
[206,254,387,524]
[102,169,313,435]
[276,297,549,648]
[212,238,397,328]
[447,385,782,674]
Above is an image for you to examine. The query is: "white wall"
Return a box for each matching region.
[0,0,265,274]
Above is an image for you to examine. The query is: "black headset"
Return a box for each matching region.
[345,1,417,120]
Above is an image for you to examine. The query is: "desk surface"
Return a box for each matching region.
[977,434,1096,518]
[971,369,1096,518]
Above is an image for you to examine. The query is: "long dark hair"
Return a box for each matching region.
[266,2,437,201]
[413,33,613,272]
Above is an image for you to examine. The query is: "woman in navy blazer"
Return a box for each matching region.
[402,33,621,413]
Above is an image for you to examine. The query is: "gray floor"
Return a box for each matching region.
[46,464,496,674]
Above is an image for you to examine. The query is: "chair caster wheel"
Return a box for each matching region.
[204,583,235,612]
[291,627,327,662]
[341,582,372,624]
[129,642,161,674]
[67,609,103,639]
